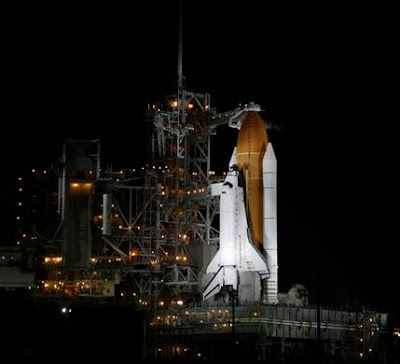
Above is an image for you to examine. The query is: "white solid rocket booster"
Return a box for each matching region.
[263,143,278,304]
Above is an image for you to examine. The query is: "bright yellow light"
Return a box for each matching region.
[70,182,93,194]
[44,256,63,264]
[172,101,178,108]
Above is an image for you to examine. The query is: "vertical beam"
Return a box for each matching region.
[263,142,278,304]
[177,0,182,81]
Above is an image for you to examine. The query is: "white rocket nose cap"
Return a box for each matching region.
[265,143,276,161]
[263,143,276,169]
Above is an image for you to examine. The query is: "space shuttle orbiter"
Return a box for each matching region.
[203,111,278,305]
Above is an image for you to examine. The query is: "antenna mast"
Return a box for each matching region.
[177,0,183,82]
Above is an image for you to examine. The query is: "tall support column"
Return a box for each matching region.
[263,142,278,304]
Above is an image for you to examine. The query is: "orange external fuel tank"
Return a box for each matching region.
[236,111,268,249]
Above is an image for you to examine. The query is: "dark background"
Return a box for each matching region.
[1,2,397,317]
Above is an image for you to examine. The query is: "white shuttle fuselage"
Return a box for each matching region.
[203,165,269,301]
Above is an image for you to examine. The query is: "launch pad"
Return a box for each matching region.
[147,304,390,362]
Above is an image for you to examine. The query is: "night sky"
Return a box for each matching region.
[1,2,397,317]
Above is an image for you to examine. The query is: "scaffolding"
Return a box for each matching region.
[94,89,223,306]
